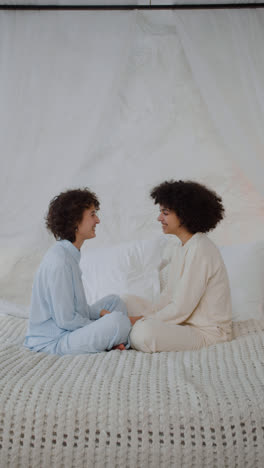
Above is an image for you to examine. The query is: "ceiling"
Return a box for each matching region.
[0,0,264,6]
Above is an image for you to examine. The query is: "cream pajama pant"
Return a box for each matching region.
[124,294,206,353]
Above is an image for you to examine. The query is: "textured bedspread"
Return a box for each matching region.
[0,316,264,468]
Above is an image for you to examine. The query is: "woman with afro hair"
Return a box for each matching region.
[129,180,232,353]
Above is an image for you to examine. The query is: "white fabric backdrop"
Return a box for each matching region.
[175,8,264,199]
[0,9,264,305]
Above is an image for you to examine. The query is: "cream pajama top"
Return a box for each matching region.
[154,232,233,344]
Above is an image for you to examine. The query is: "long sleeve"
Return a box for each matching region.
[155,246,211,325]
[48,264,91,331]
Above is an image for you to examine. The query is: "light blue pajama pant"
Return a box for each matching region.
[43,295,131,355]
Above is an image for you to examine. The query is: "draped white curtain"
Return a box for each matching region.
[0,10,134,249]
[0,9,264,305]
[175,8,264,199]
[0,10,136,302]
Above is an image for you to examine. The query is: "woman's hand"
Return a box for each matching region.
[129,316,143,326]
[100,309,111,317]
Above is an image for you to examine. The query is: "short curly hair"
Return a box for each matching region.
[150,180,225,234]
[46,188,100,242]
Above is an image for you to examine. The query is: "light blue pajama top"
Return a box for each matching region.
[24,240,129,352]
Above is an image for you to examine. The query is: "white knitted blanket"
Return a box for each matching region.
[0,315,264,468]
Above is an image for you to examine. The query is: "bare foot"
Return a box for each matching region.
[113,344,126,351]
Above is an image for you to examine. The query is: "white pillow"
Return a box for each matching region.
[220,241,264,321]
[80,237,168,305]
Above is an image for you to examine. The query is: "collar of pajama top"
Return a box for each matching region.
[168,232,203,262]
[180,232,203,250]
[59,239,81,263]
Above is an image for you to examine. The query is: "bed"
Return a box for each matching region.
[0,237,264,467]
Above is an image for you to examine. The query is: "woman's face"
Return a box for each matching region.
[157,205,182,235]
[76,205,100,240]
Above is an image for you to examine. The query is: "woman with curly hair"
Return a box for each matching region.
[129,180,232,353]
[24,188,138,355]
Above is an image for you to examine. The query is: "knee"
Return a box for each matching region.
[106,294,128,316]
[122,294,152,317]
[105,311,131,336]
[130,319,156,353]
[104,294,119,304]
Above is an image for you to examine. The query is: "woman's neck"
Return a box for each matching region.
[177,230,194,246]
[73,238,84,250]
